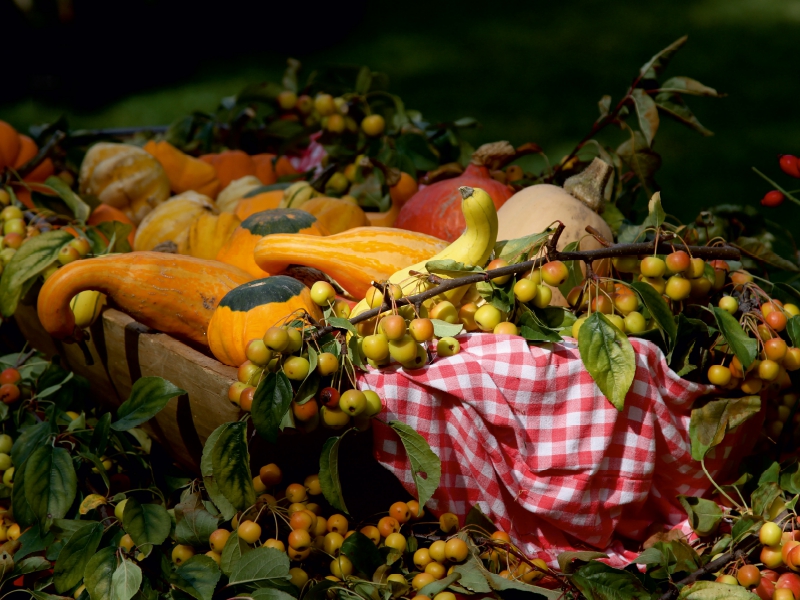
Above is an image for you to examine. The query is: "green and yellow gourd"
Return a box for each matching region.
[350,185,498,318]
[208,276,323,366]
[215,208,329,278]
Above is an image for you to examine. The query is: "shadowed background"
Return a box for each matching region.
[2,0,800,234]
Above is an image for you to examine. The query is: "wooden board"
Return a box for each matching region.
[14,303,238,471]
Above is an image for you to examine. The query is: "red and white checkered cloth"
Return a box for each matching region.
[358,334,762,567]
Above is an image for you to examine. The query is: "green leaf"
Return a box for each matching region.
[484,571,560,599]
[731,515,761,543]
[53,522,102,592]
[557,241,583,299]
[89,413,111,458]
[557,551,609,574]
[221,531,250,576]
[570,560,653,600]
[111,376,186,431]
[200,425,237,522]
[732,237,799,272]
[678,496,722,536]
[689,396,761,460]
[431,320,463,338]
[494,232,550,262]
[396,133,439,171]
[630,281,677,346]
[12,457,35,529]
[655,93,714,136]
[677,581,760,599]
[751,482,781,518]
[0,230,72,317]
[425,259,483,277]
[518,310,563,343]
[111,557,142,600]
[419,572,461,597]
[341,532,383,577]
[452,560,492,594]
[175,507,219,547]
[228,547,290,586]
[238,590,298,600]
[15,523,54,562]
[173,555,221,600]
[251,371,293,443]
[711,308,757,369]
[210,422,256,511]
[319,435,348,514]
[12,420,51,467]
[464,504,496,533]
[631,89,659,147]
[659,76,721,97]
[389,421,441,508]
[44,176,91,222]
[122,498,171,554]
[788,316,800,348]
[639,35,688,80]
[24,445,77,533]
[13,556,51,577]
[577,312,636,411]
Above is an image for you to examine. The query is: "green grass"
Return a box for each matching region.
[3,0,800,234]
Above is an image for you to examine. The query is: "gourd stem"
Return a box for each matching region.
[310,222,741,340]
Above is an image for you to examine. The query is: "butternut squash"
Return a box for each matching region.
[253,227,448,299]
[37,252,253,346]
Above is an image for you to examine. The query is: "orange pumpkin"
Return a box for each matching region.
[275,156,298,178]
[0,121,21,171]
[233,185,287,221]
[87,204,137,246]
[299,197,369,233]
[199,150,280,190]
[0,123,55,182]
[143,140,220,197]
[215,208,328,278]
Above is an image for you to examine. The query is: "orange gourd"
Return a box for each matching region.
[207,276,322,366]
[87,204,137,246]
[143,140,220,197]
[287,197,368,234]
[199,150,281,190]
[275,156,298,178]
[365,201,400,228]
[0,122,54,182]
[253,227,448,299]
[395,164,513,242]
[216,208,328,278]
[36,252,253,346]
[233,188,285,221]
[0,121,21,170]
[252,154,277,185]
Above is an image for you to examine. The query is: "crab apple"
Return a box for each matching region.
[612,256,640,273]
[380,315,407,341]
[623,311,647,334]
[767,310,788,332]
[445,538,469,562]
[614,292,638,315]
[761,521,783,546]
[361,114,385,136]
[665,276,691,301]
[430,301,458,324]
[774,589,796,600]
[640,276,666,295]
[377,516,400,537]
[687,258,706,279]
[716,575,739,586]
[457,304,479,331]
[0,434,12,454]
[283,356,310,380]
[738,565,761,588]
[765,338,788,362]
[474,304,502,332]
[332,299,351,318]
[718,296,739,314]
[640,257,666,278]
[339,389,366,416]
[413,573,436,591]
[762,545,785,569]
[408,318,434,341]
[532,285,552,308]
[310,281,336,306]
[590,294,613,314]
[360,525,380,545]
[541,261,569,286]
[290,510,315,532]
[494,322,518,335]
[437,336,461,356]
[389,501,411,524]
[119,534,135,552]
[777,573,800,599]
[361,390,382,417]
[385,532,407,552]
[238,361,262,385]
[316,352,339,376]
[172,544,195,565]
[390,336,421,364]
[759,359,781,381]
[785,348,800,371]
[327,513,348,535]
[414,548,433,570]
[783,541,800,564]
[319,387,340,409]
[487,259,511,284]
[263,327,290,352]
[514,278,538,303]
[259,463,282,487]
[321,406,349,428]
[572,316,587,338]
[362,334,390,361]
[0,369,20,386]
[756,576,777,600]
[286,483,308,504]
[439,512,459,533]
[786,303,800,317]
[731,270,754,288]
[209,529,230,552]
[239,385,255,410]
[762,190,786,207]
[606,314,625,332]
[780,155,800,178]
[666,251,690,274]
[707,365,732,386]
[246,339,272,366]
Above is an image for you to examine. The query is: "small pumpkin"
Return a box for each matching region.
[216,176,264,213]
[133,191,216,251]
[0,121,21,170]
[79,142,171,224]
[143,140,220,197]
[87,204,137,247]
[0,122,55,182]
[199,150,279,190]
[233,183,289,221]
[291,197,368,234]
[182,212,241,260]
[207,275,323,366]
[216,208,328,278]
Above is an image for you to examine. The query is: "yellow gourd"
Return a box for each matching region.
[133,191,216,251]
[216,176,264,213]
[182,212,241,260]
[299,197,369,233]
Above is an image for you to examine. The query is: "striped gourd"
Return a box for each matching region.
[253,227,448,299]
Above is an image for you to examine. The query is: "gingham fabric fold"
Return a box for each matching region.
[359,333,762,567]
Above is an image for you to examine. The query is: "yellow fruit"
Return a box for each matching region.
[69,290,106,329]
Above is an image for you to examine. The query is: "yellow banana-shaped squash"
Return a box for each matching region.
[69,290,106,329]
[352,185,498,317]
[279,181,320,209]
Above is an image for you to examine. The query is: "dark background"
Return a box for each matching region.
[3,0,800,233]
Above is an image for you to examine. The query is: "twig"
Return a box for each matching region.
[309,223,741,340]
[657,548,751,600]
[12,130,66,181]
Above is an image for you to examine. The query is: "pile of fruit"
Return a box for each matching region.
[0,37,798,600]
